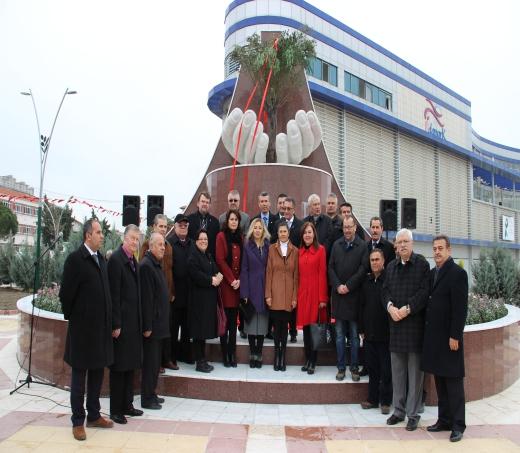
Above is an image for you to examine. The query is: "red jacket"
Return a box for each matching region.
[297,244,328,326]
[216,232,242,308]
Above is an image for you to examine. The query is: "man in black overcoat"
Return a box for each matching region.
[328,215,368,382]
[59,219,114,441]
[167,214,194,365]
[187,192,220,258]
[140,233,170,410]
[422,235,468,443]
[367,216,395,265]
[383,228,430,431]
[107,224,143,424]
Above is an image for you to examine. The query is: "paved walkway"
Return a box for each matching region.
[1,316,519,452]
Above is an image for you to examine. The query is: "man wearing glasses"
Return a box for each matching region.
[328,215,368,382]
[167,214,194,367]
[219,189,250,232]
[383,228,430,432]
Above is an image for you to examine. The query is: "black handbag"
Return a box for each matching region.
[238,298,256,322]
[309,311,336,351]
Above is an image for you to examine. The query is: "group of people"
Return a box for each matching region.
[60,189,468,444]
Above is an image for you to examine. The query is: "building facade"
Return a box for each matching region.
[208,0,520,274]
[0,175,38,247]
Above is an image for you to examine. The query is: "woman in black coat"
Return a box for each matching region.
[188,229,223,373]
[107,226,143,423]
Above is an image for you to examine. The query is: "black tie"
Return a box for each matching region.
[434,267,439,285]
[92,253,100,267]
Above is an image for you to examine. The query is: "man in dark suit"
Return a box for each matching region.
[60,219,114,441]
[422,235,468,443]
[218,189,250,231]
[303,193,332,250]
[367,216,395,265]
[253,191,278,238]
[188,192,220,258]
[140,233,170,410]
[107,224,143,424]
[276,193,287,220]
[383,228,430,431]
[167,214,194,365]
[328,215,368,382]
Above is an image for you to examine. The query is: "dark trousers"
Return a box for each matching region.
[302,325,317,364]
[161,304,172,366]
[70,367,104,427]
[238,309,244,333]
[193,339,206,362]
[110,369,135,415]
[272,318,289,349]
[435,375,466,432]
[365,340,392,406]
[248,334,265,356]
[141,337,161,404]
[171,305,190,362]
[289,309,297,337]
[220,307,238,356]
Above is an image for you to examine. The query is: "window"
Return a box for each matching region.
[307,57,337,86]
[344,70,392,111]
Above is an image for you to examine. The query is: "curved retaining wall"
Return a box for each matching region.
[17,296,520,403]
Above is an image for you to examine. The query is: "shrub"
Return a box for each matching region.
[0,238,15,284]
[472,248,519,305]
[466,293,508,325]
[34,285,62,314]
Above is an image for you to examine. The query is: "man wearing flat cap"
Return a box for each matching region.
[167,213,194,366]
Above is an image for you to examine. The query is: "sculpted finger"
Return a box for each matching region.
[254,132,269,163]
[307,110,322,150]
[286,119,302,164]
[244,121,264,164]
[295,110,314,159]
[232,109,256,163]
[276,133,289,163]
[222,107,243,155]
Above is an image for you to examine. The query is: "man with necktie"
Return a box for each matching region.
[253,191,278,239]
[367,216,395,265]
[60,219,114,441]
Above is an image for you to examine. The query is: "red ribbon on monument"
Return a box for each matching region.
[229,38,279,213]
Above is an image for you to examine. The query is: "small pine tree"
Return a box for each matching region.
[0,237,15,284]
[472,248,519,304]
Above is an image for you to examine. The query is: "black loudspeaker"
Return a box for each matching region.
[401,198,417,229]
[379,199,397,231]
[147,195,164,226]
[122,195,140,226]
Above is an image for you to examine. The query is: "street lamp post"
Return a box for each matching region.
[20,88,76,290]
[10,88,76,394]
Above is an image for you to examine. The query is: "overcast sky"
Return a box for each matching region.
[1,0,519,228]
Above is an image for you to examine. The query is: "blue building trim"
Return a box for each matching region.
[473,144,520,165]
[207,78,520,183]
[225,0,471,106]
[225,16,471,123]
[472,129,520,154]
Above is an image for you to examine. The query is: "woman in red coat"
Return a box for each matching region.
[216,209,243,367]
[297,222,328,374]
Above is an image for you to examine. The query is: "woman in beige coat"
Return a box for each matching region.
[265,221,299,371]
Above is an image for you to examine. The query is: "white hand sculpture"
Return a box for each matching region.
[221,108,269,164]
[275,110,322,164]
[222,108,322,164]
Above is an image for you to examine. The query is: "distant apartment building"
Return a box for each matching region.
[0,175,38,247]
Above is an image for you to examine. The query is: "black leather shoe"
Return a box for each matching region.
[229,353,237,368]
[427,422,451,432]
[250,355,256,368]
[301,360,310,372]
[290,335,297,343]
[110,414,127,424]
[386,415,404,425]
[406,418,419,431]
[240,331,247,339]
[155,396,165,404]
[196,361,212,373]
[450,431,463,442]
[124,407,144,417]
[255,359,262,369]
[266,332,274,340]
[307,363,315,375]
[142,401,162,410]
